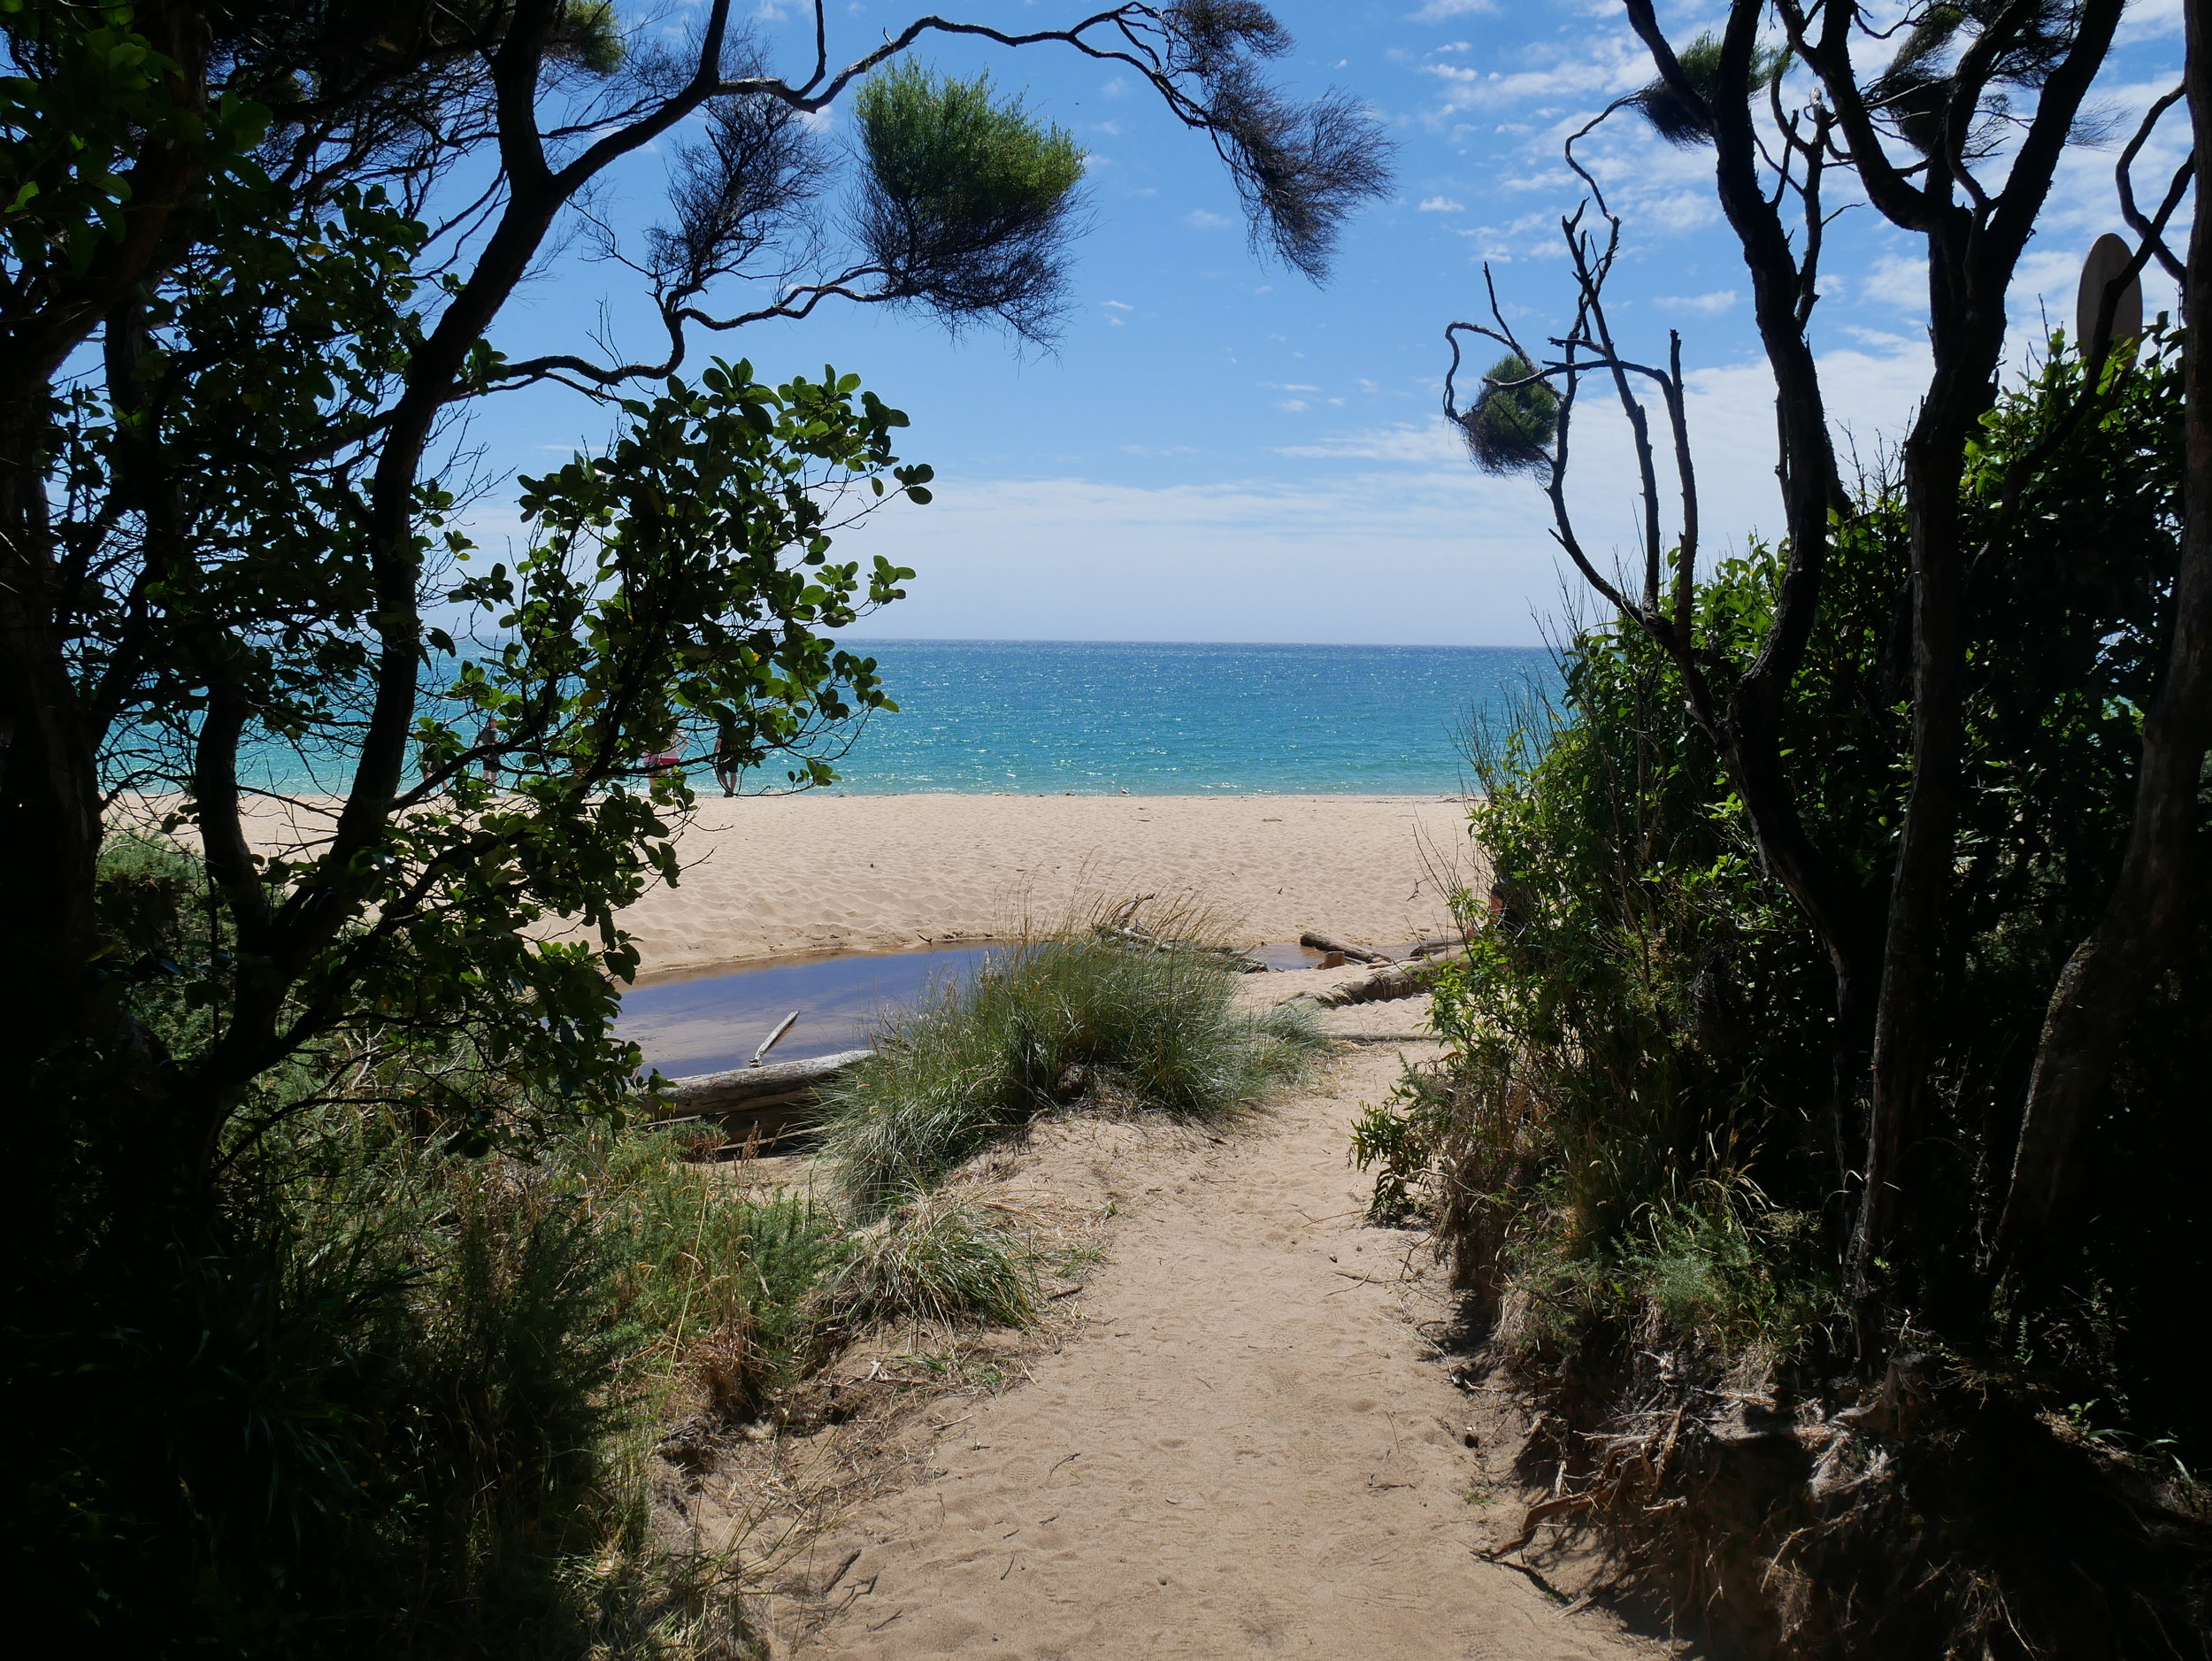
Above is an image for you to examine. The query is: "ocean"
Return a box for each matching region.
[803,640,1554,796]
[191,639,1555,799]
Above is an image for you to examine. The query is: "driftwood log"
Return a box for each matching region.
[1305,965,1425,1008]
[645,1047,869,1145]
[1100,924,1267,973]
[1298,931,1390,965]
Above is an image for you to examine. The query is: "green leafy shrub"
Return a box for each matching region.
[1357,333,2212,1657]
[1375,330,2207,1393]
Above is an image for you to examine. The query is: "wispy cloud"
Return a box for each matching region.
[818,342,1940,646]
[1655,290,1738,316]
[1861,251,1928,313]
[1278,423,1465,465]
[1185,208,1234,230]
[1410,0,1499,19]
[1418,196,1467,212]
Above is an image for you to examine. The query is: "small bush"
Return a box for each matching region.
[819,918,1326,1215]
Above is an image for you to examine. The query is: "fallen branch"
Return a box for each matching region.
[1300,930,1391,965]
[645,1048,870,1144]
[1099,924,1266,972]
[1310,965,1425,1008]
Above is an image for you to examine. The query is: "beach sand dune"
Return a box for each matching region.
[625,794,1477,977]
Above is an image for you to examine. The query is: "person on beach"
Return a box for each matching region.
[1486,880,1526,936]
[644,725,683,778]
[475,714,500,782]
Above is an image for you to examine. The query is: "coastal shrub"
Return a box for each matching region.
[25,837,1062,1654]
[1363,335,2212,1656]
[819,919,1326,1215]
[19,896,849,1661]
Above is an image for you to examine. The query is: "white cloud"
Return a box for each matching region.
[814,342,1939,648]
[1101,300,1133,311]
[1185,208,1234,230]
[1861,252,1927,313]
[1278,398,1310,412]
[1410,0,1498,18]
[1279,423,1466,465]
[1421,42,1647,117]
[1655,290,1739,316]
[2117,0,2182,42]
[1418,196,1467,212]
[827,471,1556,646]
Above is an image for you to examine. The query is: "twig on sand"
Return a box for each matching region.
[1484,1492,1598,1559]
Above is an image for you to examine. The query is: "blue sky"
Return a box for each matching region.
[463,1,2191,645]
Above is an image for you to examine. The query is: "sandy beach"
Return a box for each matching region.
[620,793,1479,978]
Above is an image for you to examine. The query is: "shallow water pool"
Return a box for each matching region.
[616,937,1423,1080]
[618,944,999,1079]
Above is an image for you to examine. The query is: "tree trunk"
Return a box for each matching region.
[1996,0,2212,1265]
[1857,383,1979,1303]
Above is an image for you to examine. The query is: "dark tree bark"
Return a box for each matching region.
[1997,0,2212,1266]
[0,2,216,1237]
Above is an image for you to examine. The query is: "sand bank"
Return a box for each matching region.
[623,794,1478,978]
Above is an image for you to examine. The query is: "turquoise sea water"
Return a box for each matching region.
[197,639,1555,798]
[809,640,1555,796]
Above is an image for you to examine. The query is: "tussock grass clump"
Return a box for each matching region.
[823,1189,1037,1332]
[819,911,1327,1215]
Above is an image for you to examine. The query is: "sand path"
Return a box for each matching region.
[776,1032,1671,1660]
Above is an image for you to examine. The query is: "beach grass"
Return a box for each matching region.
[818,904,1329,1216]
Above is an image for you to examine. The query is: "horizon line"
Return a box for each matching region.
[826,636,1548,650]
